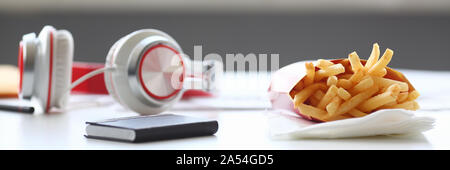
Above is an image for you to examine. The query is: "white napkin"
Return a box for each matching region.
[267,109,435,139]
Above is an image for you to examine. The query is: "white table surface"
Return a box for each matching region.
[1,70,450,150]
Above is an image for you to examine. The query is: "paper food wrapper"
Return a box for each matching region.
[267,108,434,139]
[267,59,434,138]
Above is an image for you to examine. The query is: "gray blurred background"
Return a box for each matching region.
[1,0,450,70]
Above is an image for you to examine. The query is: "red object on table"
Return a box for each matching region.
[71,62,108,94]
[70,62,213,99]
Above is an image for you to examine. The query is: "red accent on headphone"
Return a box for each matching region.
[71,62,108,94]
[18,42,24,93]
[45,32,54,112]
[182,89,213,98]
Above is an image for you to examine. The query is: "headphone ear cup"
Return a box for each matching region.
[104,29,184,115]
[49,30,74,109]
[21,25,73,113]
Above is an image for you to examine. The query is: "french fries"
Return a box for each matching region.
[348,109,368,117]
[371,68,387,77]
[349,70,365,84]
[304,62,316,86]
[313,90,325,100]
[298,103,328,121]
[315,64,345,81]
[407,90,420,101]
[349,76,374,95]
[368,49,393,76]
[357,86,398,112]
[326,96,342,116]
[317,85,338,109]
[397,92,409,103]
[316,59,334,70]
[337,79,353,89]
[335,85,379,116]
[364,43,380,69]
[348,52,364,72]
[291,43,419,122]
[372,76,409,92]
[379,101,420,110]
[337,74,353,79]
[293,83,327,107]
[337,87,351,101]
[327,76,338,86]
[309,90,325,106]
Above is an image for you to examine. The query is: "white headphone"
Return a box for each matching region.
[18,25,221,114]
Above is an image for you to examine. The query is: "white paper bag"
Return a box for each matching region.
[267,109,434,139]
